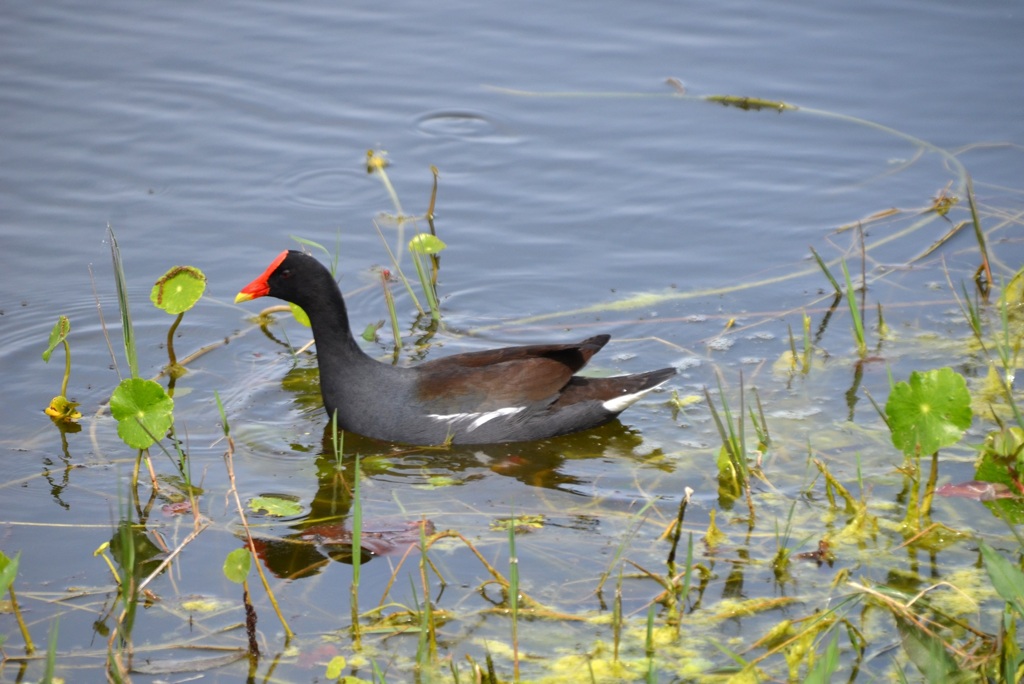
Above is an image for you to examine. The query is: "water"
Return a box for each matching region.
[2,0,1022,680]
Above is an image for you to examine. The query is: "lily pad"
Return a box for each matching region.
[223,547,251,584]
[151,266,206,315]
[109,378,174,449]
[248,495,303,517]
[490,515,545,532]
[885,367,971,456]
[325,656,347,680]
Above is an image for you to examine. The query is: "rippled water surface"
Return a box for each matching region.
[2,0,1023,681]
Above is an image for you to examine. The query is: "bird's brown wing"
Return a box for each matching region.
[413,335,609,411]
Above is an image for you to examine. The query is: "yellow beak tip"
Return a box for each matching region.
[234,292,253,304]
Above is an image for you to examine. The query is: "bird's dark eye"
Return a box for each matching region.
[280,268,292,279]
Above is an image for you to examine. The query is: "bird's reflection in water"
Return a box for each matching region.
[249,384,671,579]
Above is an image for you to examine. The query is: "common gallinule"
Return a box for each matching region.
[235,250,676,445]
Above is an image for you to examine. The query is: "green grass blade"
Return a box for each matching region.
[108,226,139,378]
[841,259,867,358]
[41,616,59,684]
[809,246,841,294]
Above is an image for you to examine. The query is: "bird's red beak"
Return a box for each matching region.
[235,250,288,303]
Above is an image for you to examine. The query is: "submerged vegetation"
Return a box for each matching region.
[3,92,1024,683]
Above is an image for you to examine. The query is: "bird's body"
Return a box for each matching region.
[236,250,675,445]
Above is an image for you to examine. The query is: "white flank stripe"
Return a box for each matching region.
[602,384,665,413]
[427,406,526,432]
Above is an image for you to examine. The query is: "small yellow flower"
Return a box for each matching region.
[45,395,81,423]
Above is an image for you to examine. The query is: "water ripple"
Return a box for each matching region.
[415,109,514,142]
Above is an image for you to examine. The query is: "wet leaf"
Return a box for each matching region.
[361,320,383,342]
[412,475,462,489]
[109,378,174,449]
[981,426,1024,471]
[180,597,232,612]
[42,315,70,362]
[408,233,447,255]
[150,266,206,315]
[249,495,303,517]
[223,547,251,584]
[490,515,545,532]
[885,367,971,456]
[978,540,1024,614]
[895,615,964,681]
[325,655,347,680]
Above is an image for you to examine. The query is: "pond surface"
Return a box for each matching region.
[2,0,1023,681]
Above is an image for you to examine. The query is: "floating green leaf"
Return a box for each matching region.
[109,378,174,449]
[412,475,462,490]
[223,547,251,584]
[490,515,545,532]
[325,655,347,680]
[180,597,232,612]
[408,233,447,255]
[150,266,207,315]
[42,316,70,362]
[885,367,971,456]
[361,320,384,342]
[248,495,303,517]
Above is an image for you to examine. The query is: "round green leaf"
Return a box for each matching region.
[223,547,251,584]
[42,315,70,362]
[885,367,972,456]
[109,378,174,449]
[151,266,206,315]
[408,233,447,255]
